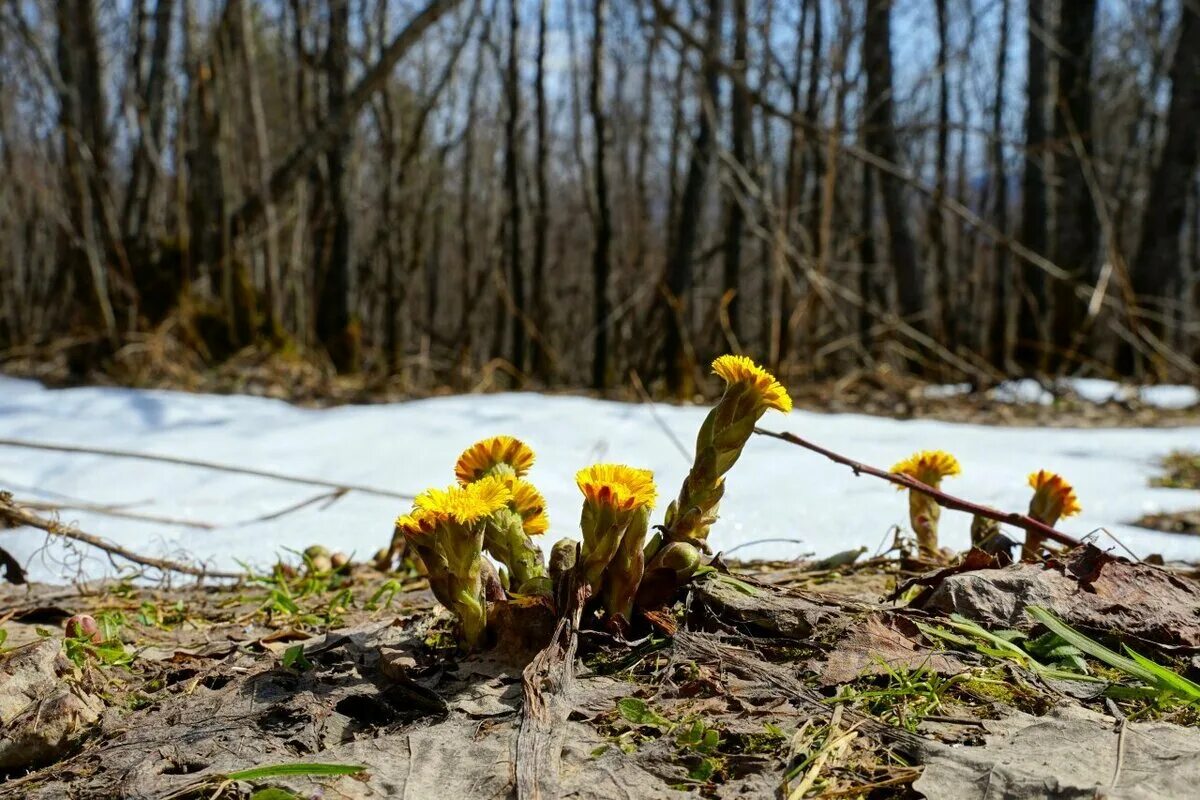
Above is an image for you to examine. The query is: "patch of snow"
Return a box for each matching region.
[1139,384,1200,410]
[2,376,1199,583]
[920,383,972,400]
[925,378,1199,410]
[989,379,1055,405]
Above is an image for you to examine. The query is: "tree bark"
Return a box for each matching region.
[1049,0,1098,370]
[234,0,282,338]
[772,0,808,370]
[229,0,463,235]
[502,0,527,375]
[987,0,1011,369]
[590,0,612,390]
[56,0,118,344]
[314,0,357,372]
[1130,4,1200,354]
[122,0,176,243]
[722,0,752,346]
[863,0,925,334]
[1016,0,1049,369]
[661,0,722,396]
[532,0,552,381]
[931,0,952,347]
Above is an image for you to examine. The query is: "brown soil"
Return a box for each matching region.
[3,552,1199,799]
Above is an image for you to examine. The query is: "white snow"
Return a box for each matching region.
[926,378,1200,409]
[2,375,1199,583]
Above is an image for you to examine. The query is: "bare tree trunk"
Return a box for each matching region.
[1129,3,1200,370]
[184,5,228,318]
[234,0,282,338]
[1016,0,1049,370]
[456,21,489,384]
[722,0,752,346]
[773,0,810,370]
[230,0,463,234]
[590,0,613,390]
[859,146,877,351]
[1049,0,1098,371]
[930,0,951,345]
[122,0,176,244]
[532,0,552,381]
[503,0,527,375]
[864,0,925,335]
[314,0,357,372]
[661,0,722,396]
[56,0,118,348]
[988,0,1011,369]
[802,0,826,363]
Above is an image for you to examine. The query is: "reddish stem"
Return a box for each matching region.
[753,427,1082,549]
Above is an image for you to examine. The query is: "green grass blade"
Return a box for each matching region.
[1124,647,1200,700]
[226,763,366,781]
[1026,606,1200,702]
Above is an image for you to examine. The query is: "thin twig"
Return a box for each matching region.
[753,427,1083,549]
[1110,717,1127,788]
[628,369,692,461]
[0,438,414,501]
[20,500,216,530]
[233,489,348,527]
[0,494,241,579]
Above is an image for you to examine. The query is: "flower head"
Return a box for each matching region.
[891,450,962,489]
[711,355,792,413]
[1027,470,1081,523]
[506,476,549,535]
[576,463,657,513]
[455,435,536,484]
[395,508,440,539]
[416,476,512,524]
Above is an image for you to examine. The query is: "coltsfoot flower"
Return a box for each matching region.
[661,355,791,551]
[506,476,549,535]
[483,475,551,593]
[575,464,657,617]
[1023,470,1081,560]
[891,450,961,560]
[455,435,536,484]
[399,477,513,648]
[710,355,793,414]
[453,436,550,593]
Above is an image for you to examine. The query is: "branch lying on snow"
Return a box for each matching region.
[754,427,1083,549]
[0,493,241,580]
[20,499,216,530]
[0,437,414,501]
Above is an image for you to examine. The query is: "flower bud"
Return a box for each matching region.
[64,614,102,643]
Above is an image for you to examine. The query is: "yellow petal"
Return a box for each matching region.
[890,450,962,488]
[575,463,657,512]
[395,508,440,538]
[506,476,550,535]
[1028,469,1082,519]
[711,354,793,413]
[455,435,536,485]
[416,476,513,524]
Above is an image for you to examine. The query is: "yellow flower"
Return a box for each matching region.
[576,464,657,512]
[455,435,536,484]
[416,476,512,524]
[395,509,440,538]
[711,355,793,413]
[1028,470,1082,521]
[891,450,962,488]
[506,476,549,535]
